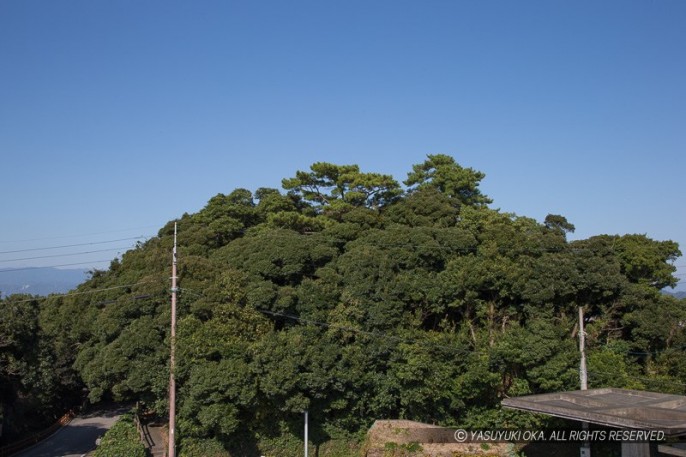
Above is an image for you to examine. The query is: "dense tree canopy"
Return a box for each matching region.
[282,162,402,211]
[1,155,683,455]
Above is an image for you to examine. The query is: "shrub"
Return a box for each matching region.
[92,413,146,457]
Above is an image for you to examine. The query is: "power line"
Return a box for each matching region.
[587,370,686,388]
[92,292,165,307]
[0,225,160,244]
[0,246,135,263]
[3,279,166,303]
[258,309,686,390]
[0,236,150,255]
[257,308,473,354]
[593,340,686,357]
[0,223,678,259]
[0,259,114,273]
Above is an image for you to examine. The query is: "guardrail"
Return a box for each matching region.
[0,410,75,457]
[133,410,145,444]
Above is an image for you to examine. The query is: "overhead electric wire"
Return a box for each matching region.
[261,308,686,389]
[0,246,136,263]
[4,279,166,303]
[0,225,161,244]
[257,308,474,355]
[0,259,115,273]
[586,370,686,388]
[179,286,469,353]
[92,291,166,307]
[0,236,150,254]
[0,222,679,260]
[0,234,153,274]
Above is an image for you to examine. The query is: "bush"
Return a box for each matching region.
[92,413,146,457]
[180,437,231,457]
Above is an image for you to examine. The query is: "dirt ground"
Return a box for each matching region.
[363,420,515,457]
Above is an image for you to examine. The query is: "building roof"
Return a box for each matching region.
[502,388,686,436]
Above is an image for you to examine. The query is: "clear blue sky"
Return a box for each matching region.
[1,1,684,289]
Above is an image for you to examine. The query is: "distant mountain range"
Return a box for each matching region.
[0,267,88,298]
[663,290,686,299]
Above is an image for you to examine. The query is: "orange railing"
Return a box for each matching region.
[0,410,75,457]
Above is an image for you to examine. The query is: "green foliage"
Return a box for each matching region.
[92,414,146,457]
[544,214,575,236]
[587,348,643,390]
[612,234,680,289]
[0,295,81,438]
[383,441,423,456]
[179,437,230,457]
[405,154,492,208]
[15,155,683,452]
[283,162,401,210]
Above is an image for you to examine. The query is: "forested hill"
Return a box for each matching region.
[2,155,684,454]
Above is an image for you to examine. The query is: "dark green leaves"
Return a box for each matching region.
[16,156,682,452]
[405,154,492,208]
[283,162,401,210]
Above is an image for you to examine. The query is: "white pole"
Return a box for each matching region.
[304,410,308,457]
[579,306,588,390]
[579,306,590,457]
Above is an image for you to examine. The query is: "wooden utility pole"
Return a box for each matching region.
[169,223,178,457]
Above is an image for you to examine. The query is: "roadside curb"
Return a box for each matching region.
[0,411,75,457]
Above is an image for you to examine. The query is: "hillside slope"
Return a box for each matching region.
[3,156,684,456]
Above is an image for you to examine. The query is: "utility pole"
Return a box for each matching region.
[579,306,588,390]
[169,223,178,457]
[304,410,309,457]
[579,306,590,457]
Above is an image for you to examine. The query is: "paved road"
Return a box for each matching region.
[13,407,127,457]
